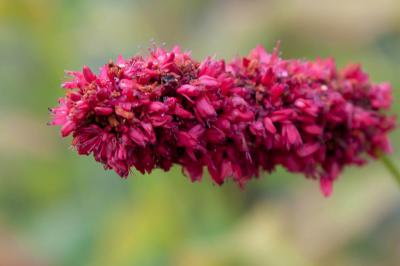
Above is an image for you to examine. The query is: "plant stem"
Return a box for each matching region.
[381,154,400,186]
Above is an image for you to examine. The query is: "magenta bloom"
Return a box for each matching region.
[50,44,395,196]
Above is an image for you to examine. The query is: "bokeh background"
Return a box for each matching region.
[1,0,400,265]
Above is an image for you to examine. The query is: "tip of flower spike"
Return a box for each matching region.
[320,177,333,197]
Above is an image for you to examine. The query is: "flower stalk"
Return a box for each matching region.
[381,155,400,187]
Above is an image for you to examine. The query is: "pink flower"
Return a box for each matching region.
[50,44,396,196]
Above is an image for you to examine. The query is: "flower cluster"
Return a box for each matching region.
[50,44,395,196]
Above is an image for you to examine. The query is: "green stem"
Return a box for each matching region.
[381,154,400,186]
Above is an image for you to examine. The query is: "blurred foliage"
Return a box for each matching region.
[0,0,400,265]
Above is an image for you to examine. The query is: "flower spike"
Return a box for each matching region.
[50,44,396,196]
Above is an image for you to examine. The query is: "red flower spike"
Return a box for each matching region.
[50,44,396,196]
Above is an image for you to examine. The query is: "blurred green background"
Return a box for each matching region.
[1,0,400,265]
